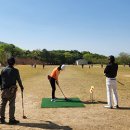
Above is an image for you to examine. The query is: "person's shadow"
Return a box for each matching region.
[82,101,130,110]
[82,100,107,104]
[18,121,72,130]
[115,107,130,110]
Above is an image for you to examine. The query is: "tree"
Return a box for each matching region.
[83,53,93,63]
[40,49,50,63]
[117,52,130,64]
[64,52,74,64]
[0,48,11,66]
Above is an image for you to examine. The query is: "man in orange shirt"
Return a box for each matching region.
[48,64,65,102]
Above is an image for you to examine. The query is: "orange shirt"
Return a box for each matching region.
[50,67,60,81]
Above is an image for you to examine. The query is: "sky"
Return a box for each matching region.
[0,0,130,56]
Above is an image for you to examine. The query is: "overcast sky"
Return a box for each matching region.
[0,0,130,56]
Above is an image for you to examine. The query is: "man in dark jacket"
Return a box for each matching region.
[0,57,24,124]
[104,55,119,109]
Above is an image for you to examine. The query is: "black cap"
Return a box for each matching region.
[108,55,115,63]
[7,57,15,65]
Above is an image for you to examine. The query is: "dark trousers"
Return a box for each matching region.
[0,85,17,120]
[49,77,56,99]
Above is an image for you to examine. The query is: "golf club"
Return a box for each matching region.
[21,91,27,119]
[57,85,70,101]
[117,80,125,86]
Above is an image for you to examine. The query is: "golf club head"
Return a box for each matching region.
[23,115,27,119]
[65,98,71,101]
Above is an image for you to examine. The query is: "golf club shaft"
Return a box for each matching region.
[57,85,67,98]
[117,80,124,86]
[21,92,25,116]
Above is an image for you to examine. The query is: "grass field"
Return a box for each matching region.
[1,65,130,130]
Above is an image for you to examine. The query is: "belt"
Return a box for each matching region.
[107,78,116,80]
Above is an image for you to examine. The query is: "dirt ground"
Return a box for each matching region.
[0,65,130,130]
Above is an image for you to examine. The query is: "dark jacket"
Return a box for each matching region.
[104,63,118,78]
[0,66,23,90]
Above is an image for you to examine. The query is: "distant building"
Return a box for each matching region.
[75,59,88,65]
[15,57,43,65]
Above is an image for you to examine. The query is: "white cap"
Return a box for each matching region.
[61,64,65,70]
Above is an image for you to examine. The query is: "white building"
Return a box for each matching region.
[75,59,88,65]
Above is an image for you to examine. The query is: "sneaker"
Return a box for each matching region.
[0,118,6,124]
[51,99,56,102]
[113,105,119,109]
[9,119,20,125]
[104,105,112,109]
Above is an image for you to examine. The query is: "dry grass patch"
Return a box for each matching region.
[1,65,130,130]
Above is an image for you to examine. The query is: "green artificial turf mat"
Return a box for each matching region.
[41,98,85,108]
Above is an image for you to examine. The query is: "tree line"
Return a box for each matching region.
[0,41,130,65]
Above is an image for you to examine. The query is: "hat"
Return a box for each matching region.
[61,64,65,70]
[108,55,115,62]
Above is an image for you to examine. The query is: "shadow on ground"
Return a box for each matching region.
[82,101,130,110]
[18,121,72,130]
[116,107,130,110]
[82,100,107,104]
